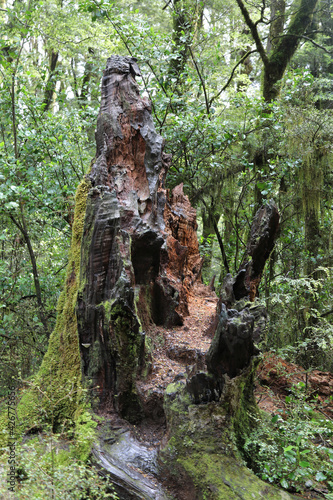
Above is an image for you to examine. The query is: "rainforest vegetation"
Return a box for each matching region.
[0,0,333,498]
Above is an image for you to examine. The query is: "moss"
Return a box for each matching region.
[12,178,91,434]
[161,369,299,500]
[73,409,98,463]
[165,381,185,396]
[109,302,144,423]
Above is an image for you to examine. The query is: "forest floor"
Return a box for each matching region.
[134,282,333,439]
[103,282,333,499]
[138,282,218,395]
[255,352,333,420]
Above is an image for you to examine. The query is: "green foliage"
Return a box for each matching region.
[244,383,333,496]
[0,431,118,499]
[265,267,333,370]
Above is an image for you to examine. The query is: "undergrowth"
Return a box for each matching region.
[244,382,333,498]
[0,425,118,499]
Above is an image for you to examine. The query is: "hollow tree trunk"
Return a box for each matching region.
[17,57,308,499]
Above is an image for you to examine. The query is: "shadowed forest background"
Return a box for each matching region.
[1,0,333,498]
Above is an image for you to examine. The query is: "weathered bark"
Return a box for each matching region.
[76,55,202,421]
[202,200,278,397]
[233,199,280,301]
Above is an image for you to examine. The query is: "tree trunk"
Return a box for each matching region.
[19,55,203,428]
[167,0,204,84]
[16,57,302,500]
[236,0,319,102]
[43,50,59,112]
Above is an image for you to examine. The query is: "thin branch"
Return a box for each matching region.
[274,33,333,54]
[188,46,210,116]
[235,0,269,66]
[321,309,333,318]
[209,49,257,106]
[162,0,172,10]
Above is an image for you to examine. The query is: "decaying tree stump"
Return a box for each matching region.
[76,55,202,421]
[17,56,302,500]
[233,200,280,301]
[205,201,279,380]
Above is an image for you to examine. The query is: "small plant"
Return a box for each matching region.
[244,382,333,496]
[0,433,118,499]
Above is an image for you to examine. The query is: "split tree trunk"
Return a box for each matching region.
[18,57,302,500]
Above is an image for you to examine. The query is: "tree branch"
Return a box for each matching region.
[235,0,269,66]
[275,33,332,53]
[188,46,210,115]
[209,49,257,106]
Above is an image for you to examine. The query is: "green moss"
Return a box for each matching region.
[161,369,298,500]
[13,178,91,434]
[165,382,184,395]
[73,409,98,462]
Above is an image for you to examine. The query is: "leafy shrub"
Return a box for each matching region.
[0,431,118,499]
[244,382,333,496]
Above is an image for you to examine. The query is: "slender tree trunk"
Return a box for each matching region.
[305,206,320,276]
[9,212,50,336]
[235,0,319,102]
[167,0,204,84]
[43,50,59,112]
[201,206,215,274]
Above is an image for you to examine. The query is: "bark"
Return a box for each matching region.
[264,0,319,101]
[236,0,319,101]
[43,50,59,112]
[231,200,280,302]
[266,0,286,54]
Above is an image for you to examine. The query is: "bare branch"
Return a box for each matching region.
[188,46,210,115]
[235,0,269,66]
[209,49,257,106]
